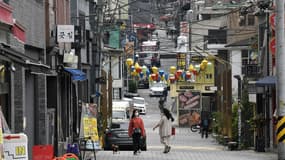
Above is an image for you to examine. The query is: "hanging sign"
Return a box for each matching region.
[57,25,74,43]
[269,13,275,30]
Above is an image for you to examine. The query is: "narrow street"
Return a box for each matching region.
[93,89,277,160]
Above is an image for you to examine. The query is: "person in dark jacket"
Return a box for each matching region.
[201,118,209,138]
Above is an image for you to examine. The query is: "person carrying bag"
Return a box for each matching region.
[128,109,146,155]
[153,108,174,153]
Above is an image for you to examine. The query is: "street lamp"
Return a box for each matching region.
[234,75,242,149]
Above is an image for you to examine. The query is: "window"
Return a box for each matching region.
[239,16,246,26]
[201,14,211,20]
[208,30,227,44]
[241,49,259,76]
[113,88,120,99]
[111,57,121,79]
[239,14,255,26]
[241,50,249,65]
[248,15,255,26]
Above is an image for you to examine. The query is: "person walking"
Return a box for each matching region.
[153,108,174,153]
[201,118,209,138]
[128,109,146,155]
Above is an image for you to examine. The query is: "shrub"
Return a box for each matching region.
[128,80,137,93]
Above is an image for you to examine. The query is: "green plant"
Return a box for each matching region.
[231,102,239,142]
[128,80,137,93]
[249,113,265,129]
[212,112,223,135]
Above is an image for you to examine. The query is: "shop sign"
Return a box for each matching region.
[179,85,194,90]
[57,25,74,43]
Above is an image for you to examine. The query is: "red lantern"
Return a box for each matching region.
[175,73,179,80]
[176,69,183,77]
[151,74,157,81]
[186,72,191,79]
[192,69,197,75]
[169,76,176,83]
[136,66,142,73]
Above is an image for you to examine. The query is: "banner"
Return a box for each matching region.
[178,90,201,127]
[80,103,100,150]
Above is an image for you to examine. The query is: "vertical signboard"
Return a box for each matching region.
[178,90,201,127]
[180,21,189,37]
[176,53,186,70]
[80,103,100,149]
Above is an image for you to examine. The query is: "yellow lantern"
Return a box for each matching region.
[202,59,208,66]
[135,62,140,69]
[126,58,133,67]
[152,66,158,74]
[201,59,208,70]
[131,71,138,76]
[169,66,176,74]
[200,64,205,71]
[188,64,194,72]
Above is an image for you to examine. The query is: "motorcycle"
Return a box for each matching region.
[190,123,201,132]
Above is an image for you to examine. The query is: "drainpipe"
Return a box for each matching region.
[234,75,242,149]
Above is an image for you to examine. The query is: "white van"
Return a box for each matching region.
[133,97,147,115]
[112,101,130,123]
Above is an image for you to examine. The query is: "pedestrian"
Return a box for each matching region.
[128,109,146,155]
[201,118,209,138]
[153,108,174,153]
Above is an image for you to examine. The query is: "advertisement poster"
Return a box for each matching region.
[178,90,201,127]
[3,133,28,160]
[80,103,100,150]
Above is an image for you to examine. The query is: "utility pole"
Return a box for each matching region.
[276,1,285,159]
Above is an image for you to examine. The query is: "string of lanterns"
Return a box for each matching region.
[126,57,211,84]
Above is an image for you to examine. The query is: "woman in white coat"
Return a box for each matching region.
[153,108,174,153]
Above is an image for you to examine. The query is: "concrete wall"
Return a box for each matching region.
[10,0,48,149]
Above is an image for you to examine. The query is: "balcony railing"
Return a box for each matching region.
[242,64,260,78]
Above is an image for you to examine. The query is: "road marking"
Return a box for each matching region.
[147,145,223,151]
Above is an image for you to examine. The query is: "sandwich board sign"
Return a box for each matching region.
[3,133,28,160]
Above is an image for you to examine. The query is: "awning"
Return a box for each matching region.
[64,68,86,81]
[0,43,53,75]
[256,76,276,86]
[29,65,54,75]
